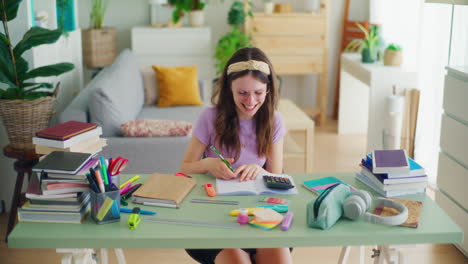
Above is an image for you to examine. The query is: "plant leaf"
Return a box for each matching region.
[0,32,14,83]
[22,82,53,88]
[0,68,15,87]
[22,63,74,81]
[0,0,22,22]
[13,27,62,57]
[0,87,20,99]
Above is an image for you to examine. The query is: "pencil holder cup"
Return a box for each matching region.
[90,189,120,224]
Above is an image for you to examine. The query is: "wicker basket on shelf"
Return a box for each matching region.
[0,97,56,150]
[82,28,117,68]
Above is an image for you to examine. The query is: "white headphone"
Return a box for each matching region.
[343,190,408,226]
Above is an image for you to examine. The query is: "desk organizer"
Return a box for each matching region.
[90,188,120,224]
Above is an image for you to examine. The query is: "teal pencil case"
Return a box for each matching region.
[306,184,351,230]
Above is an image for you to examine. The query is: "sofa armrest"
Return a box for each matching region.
[100,136,192,174]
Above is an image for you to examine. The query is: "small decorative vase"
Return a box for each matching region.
[189,10,204,27]
[264,2,274,14]
[383,50,403,66]
[361,48,376,63]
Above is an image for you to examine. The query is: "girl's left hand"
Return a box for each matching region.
[234,164,266,182]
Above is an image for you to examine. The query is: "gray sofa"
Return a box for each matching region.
[59,49,206,174]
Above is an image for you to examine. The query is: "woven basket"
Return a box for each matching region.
[82,28,117,68]
[0,97,55,150]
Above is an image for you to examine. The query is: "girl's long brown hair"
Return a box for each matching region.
[211,47,279,161]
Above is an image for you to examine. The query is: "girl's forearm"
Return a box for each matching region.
[180,158,211,175]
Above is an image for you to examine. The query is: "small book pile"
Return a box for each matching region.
[19,151,97,223]
[33,121,106,155]
[355,149,428,197]
[20,172,91,224]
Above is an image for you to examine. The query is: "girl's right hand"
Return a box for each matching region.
[206,158,237,180]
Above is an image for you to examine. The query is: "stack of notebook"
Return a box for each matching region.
[355,149,428,197]
[19,151,97,223]
[20,172,91,224]
[33,121,106,155]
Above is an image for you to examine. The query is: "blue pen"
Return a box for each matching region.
[120,208,156,215]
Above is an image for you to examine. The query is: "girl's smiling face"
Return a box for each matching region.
[231,74,268,120]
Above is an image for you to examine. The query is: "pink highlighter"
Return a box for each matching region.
[281,212,294,231]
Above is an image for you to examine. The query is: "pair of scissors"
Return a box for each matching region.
[108,156,129,176]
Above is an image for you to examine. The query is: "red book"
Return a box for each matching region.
[36,121,98,141]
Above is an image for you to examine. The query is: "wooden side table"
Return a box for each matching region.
[3,145,40,242]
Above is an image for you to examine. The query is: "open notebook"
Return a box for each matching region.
[216,173,298,196]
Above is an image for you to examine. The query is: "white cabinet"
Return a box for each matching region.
[131,27,214,82]
[436,66,468,256]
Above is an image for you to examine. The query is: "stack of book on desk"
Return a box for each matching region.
[33,121,106,155]
[355,149,428,197]
[19,152,96,223]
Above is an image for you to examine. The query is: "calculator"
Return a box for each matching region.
[263,175,295,190]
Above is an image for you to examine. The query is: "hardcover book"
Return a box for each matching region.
[216,173,298,196]
[35,121,97,140]
[33,127,102,149]
[373,198,423,228]
[360,167,428,190]
[364,154,426,178]
[372,149,410,174]
[32,151,95,175]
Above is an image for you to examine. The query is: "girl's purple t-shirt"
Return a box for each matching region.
[193,107,287,169]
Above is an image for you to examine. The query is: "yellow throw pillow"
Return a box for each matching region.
[152,65,203,107]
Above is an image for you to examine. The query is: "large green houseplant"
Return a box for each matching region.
[214,0,252,75]
[0,0,74,150]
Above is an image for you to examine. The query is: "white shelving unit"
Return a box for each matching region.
[435,66,468,256]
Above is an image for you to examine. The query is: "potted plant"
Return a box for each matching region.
[383,43,403,66]
[81,0,117,68]
[344,23,379,63]
[168,0,206,27]
[214,0,252,75]
[0,0,74,150]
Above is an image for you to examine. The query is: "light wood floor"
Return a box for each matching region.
[0,120,466,264]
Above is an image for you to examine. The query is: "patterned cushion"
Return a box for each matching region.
[121,120,192,137]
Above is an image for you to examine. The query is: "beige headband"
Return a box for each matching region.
[227,60,271,75]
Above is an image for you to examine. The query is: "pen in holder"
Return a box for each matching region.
[90,184,120,224]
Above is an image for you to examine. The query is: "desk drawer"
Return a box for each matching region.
[437,152,468,210]
[443,75,468,123]
[270,56,323,75]
[252,36,325,54]
[435,191,468,255]
[440,114,468,167]
[250,14,326,36]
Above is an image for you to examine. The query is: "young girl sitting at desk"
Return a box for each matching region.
[180,47,292,264]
